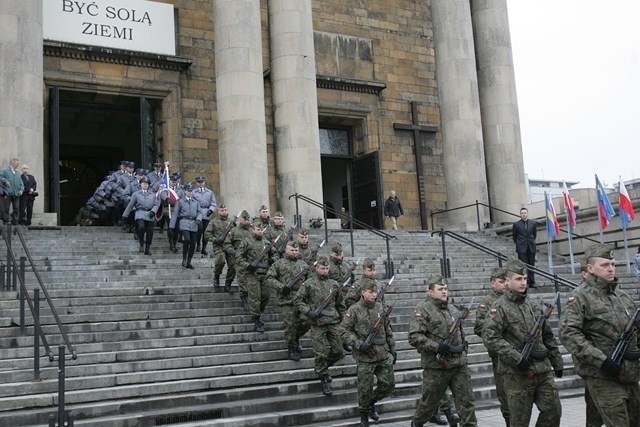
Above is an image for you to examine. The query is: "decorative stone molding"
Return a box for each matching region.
[43,41,192,71]
[316,75,386,95]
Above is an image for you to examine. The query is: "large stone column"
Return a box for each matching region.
[268,0,323,223]
[214,0,269,212]
[471,0,527,224]
[0,0,44,214]
[431,0,489,229]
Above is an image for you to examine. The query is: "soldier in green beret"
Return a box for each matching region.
[294,255,346,396]
[341,280,396,426]
[409,275,474,427]
[560,245,640,426]
[265,240,310,361]
[473,267,509,425]
[230,210,253,311]
[483,259,563,427]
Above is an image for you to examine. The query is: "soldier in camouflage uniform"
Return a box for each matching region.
[236,221,278,332]
[473,267,510,425]
[297,228,312,262]
[344,258,378,309]
[231,210,253,311]
[256,204,270,227]
[559,245,640,427]
[294,255,346,396]
[264,211,290,256]
[409,275,475,427]
[482,260,563,427]
[266,241,311,361]
[328,242,355,282]
[204,204,237,293]
[341,280,396,427]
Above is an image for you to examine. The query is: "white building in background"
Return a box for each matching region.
[526,175,579,204]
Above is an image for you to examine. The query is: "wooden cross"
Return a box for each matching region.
[393,101,438,230]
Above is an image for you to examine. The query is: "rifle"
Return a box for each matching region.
[361,305,394,356]
[283,261,317,294]
[610,307,640,371]
[375,275,395,303]
[213,211,241,245]
[275,224,297,255]
[248,234,281,271]
[436,297,475,368]
[304,239,326,265]
[340,257,361,283]
[517,292,560,376]
[309,276,352,321]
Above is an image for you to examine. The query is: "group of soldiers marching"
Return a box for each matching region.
[81,167,640,426]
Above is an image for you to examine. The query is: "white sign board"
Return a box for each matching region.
[44,0,176,56]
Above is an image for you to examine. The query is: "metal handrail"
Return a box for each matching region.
[432,228,579,291]
[1,225,77,360]
[289,193,397,278]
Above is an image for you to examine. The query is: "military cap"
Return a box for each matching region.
[240,210,251,219]
[260,205,269,211]
[127,161,135,168]
[120,160,129,166]
[252,219,265,229]
[273,211,284,218]
[331,242,343,254]
[153,162,163,167]
[169,175,178,182]
[427,275,446,286]
[361,280,377,292]
[316,255,330,266]
[195,176,205,182]
[504,259,527,275]
[183,184,194,192]
[363,257,376,269]
[287,241,299,249]
[583,244,614,262]
[139,176,150,184]
[135,168,146,176]
[490,267,507,280]
[218,204,226,209]
[298,228,309,236]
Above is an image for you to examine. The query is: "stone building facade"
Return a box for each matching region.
[0,0,527,228]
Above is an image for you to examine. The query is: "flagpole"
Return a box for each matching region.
[563,181,576,274]
[567,221,575,274]
[164,162,172,219]
[623,226,631,273]
[595,174,604,244]
[545,191,554,273]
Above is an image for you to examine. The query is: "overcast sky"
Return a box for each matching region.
[507,0,640,189]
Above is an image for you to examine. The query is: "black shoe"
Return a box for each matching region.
[368,400,379,421]
[429,411,448,425]
[241,296,249,312]
[196,244,201,253]
[411,420,424,427]
[139,243,144,253]
[320,375,332,396]
[224,283,234,294]
[213,276,220,287]
[444,409,460,426]
[182,259,187,268]
[326,373,332,383]
[201,250,208,256]
[288,346,300,362]
[171,246,179,253]
[360,414,370,427]
[254,315,264,333]
[295,338,302,353]
[343,343,352,353]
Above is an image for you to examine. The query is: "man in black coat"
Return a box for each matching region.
[383,190,403,230]
[512,207,537,286]
[19,164,37,226]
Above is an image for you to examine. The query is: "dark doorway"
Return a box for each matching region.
[49,89,159,225]
[352,152,382,229]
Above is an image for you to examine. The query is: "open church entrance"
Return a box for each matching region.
[48,88,160,225]
[319,127,382,229]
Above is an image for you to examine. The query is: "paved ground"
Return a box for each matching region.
[377,393,585,426]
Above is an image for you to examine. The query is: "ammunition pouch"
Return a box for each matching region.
[624,349,640,361]
[448,342,468,354]
[530,349,549,360]
[320,309,336,318]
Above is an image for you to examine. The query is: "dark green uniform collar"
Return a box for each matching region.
[428,296,448,310]
[504,288,527,304]
[586,274,619,293]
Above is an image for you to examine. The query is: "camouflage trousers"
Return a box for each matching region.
[310,323,343,376]
[356,357,395,415]
[503,370,560,427]
[213,246,235,285]
[584,386,604,427]
[585,376,640,427]
[413,366,477,426]
[236,271,248,298]
[489,355,510,423]
[246,273,270,316]
[281,304,309,347]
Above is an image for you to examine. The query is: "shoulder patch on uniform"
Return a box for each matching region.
[489,308,498,318]
[478,304,486,309]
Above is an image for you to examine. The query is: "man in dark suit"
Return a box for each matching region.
[512,207,537,287]
[19,164,37,226]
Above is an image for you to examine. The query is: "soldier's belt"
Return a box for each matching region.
[530,349,549,359]
[320,309,336,317]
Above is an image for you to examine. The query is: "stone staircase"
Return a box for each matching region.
[0,226,636,426]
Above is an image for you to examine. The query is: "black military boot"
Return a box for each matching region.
[368,400,379,421]
[213,274,221,287]
[195,243,201,253]
[429,411,448,425]
[410,420,424,427]
[144,243,152,256]
[295,338,302,353]
[288,346,300,362]
[359,414,370,427]
[224,282,234,294]
[241,296,249,312]
[254,315,264,333]
[444,409,460,427]
[201,240,208,256]
[139,242,144,253]
[320,374,332,396]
